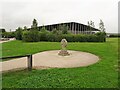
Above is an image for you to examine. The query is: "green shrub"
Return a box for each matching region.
[2,32,15,38]
[55,35,62,42]
[62,34,75,42]
[11,32,16,38]
[95,32,106,42]
[0,29,6,33]
[51,28,62,35]
[40,27,48,32]
[58,24,69,34]
[46,33,56,42]
[22,31,40,42]
[79,35,88,42]
[39,27,50,41]
[22,31,32,42]
[46,33,62,42]
[15,27,22,40]
[22,30,106,42]
[88,35,100,42]
[62,33,106,42]
[39,32,48,41]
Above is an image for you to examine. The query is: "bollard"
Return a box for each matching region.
[27,55,32,71]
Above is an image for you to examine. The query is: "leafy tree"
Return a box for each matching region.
[2,32,8,38]
[15,27,23,40]
[58,24,68,34]
[2,32,15,38]
[0,29,6,33]
[39,26,50,41]
[31,19,38,30]
[95,32,106,42]
[22,31,40,42]
[52,28,58,34]
[62,25,68,34]
[51,28,61,35]
[23,26,27,31]
[40,26,48,32]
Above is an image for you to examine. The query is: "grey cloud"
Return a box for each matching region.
[1,0,119,33]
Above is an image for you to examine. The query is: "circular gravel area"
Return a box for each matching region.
[1,50,100,72]
[33,50,99,68]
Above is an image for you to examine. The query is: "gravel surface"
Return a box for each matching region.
[1,50,99,72]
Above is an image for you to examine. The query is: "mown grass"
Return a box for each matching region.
[2,38,118,88]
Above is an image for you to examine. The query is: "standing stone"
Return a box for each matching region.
[58,39,70,56]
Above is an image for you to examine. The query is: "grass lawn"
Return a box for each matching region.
[1,38,119,88]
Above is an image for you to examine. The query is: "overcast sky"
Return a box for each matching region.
[1,0,119,33]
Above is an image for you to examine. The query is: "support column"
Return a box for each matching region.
[82,26,84,34]
[50,25,51,31]
[80,24,81,34]
[49,25,50,31]
[86,27,87,34]
[86,26,87,34]
[81,25,82,34]
[85,26,88,34]
[84,26,85,34]
[77,24,79,34]
[68,24,70,32]
[51,25,53,31]
[84,26,86,34]
[70,23,72,33]
[72,23,74,34]
[75,23,76,34]
[83,26,84,34]
[76,23,78,34]
[78,24,80,34]
[80,25,81,34]
[56,24,58,30]
[82,25,84,34]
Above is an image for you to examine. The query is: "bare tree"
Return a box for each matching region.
[88,20,95,34]
[99,19,105,32]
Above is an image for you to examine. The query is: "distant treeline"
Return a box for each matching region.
[1,19,106,42]
[108,34,120,37]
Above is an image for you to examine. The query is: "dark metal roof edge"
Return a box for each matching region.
[38,22,100,31]
[27,22,100,31]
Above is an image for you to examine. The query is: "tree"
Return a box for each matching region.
[88,20,95,34]
[52,28,58,34]
[31,19,38,30]
[15,27,23,40]
[23,26,27,31]
[40,26,48,32]
[58,24,68,34]
[98,20,106,42]
[0,29,6,33]
[99,19,105,32]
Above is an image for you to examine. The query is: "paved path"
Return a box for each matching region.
[1,50,99,72]
[0,38,15,43]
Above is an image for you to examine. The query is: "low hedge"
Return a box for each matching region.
[61,34,105,42]
[22,31,106,42]
[22,31,40,42]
